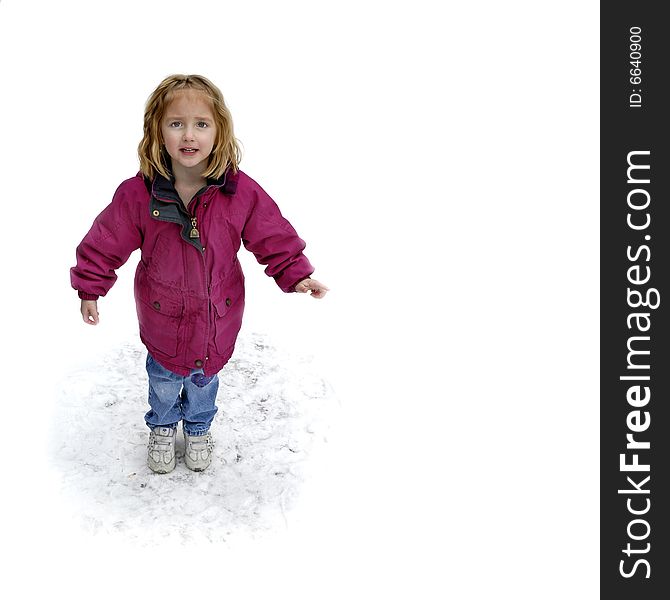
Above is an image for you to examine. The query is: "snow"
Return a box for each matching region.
[49,331,337,546]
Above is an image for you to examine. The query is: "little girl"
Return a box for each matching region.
[71,74,328,474]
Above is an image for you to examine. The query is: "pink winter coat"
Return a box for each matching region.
[71,169,314,376]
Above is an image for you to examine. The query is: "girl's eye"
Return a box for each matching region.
[196,121,209,128]
[168,121,182,128]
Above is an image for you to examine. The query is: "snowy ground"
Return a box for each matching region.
[49,331,338,546]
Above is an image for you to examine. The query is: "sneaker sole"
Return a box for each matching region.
[184,457,211,472]
[148,456,176,474]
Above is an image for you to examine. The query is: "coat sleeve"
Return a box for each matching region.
[240,179,314,293]
[70,181,143,300]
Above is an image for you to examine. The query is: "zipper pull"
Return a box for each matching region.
[189,217,200,239]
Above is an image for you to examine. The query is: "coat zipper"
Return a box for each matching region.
[189,217,200,239]
[194,200,210,365]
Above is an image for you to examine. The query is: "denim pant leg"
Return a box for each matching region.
[144,354,183,430]
[181,371,219,436]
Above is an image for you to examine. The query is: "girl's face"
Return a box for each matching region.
[161,89,217,179]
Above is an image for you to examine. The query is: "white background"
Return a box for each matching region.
[0,1,598,597]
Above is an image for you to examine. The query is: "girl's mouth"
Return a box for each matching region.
[180,148,198,154]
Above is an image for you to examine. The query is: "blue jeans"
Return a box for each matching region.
[144,354,219,436]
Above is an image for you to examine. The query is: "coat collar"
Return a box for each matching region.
[143,166,239,202]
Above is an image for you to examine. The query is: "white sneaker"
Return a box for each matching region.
[184,431,214,471]
[148,427,176,474]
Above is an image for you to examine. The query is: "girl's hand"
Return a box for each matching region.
[81,299,100,325]
[295,278,329,299]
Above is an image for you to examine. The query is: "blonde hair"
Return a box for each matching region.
[138,74,242,180]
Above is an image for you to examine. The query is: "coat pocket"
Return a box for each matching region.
[212,282,245,355]
[136,281,184,357]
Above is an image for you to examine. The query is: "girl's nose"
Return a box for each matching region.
[183,126,195,141]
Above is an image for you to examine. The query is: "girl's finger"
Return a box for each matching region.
[84,308,99,325]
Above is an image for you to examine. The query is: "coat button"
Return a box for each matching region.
[153,301,161,310]
[225,297,232,307]
[152,210,160,217]
[195,359,203,368]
